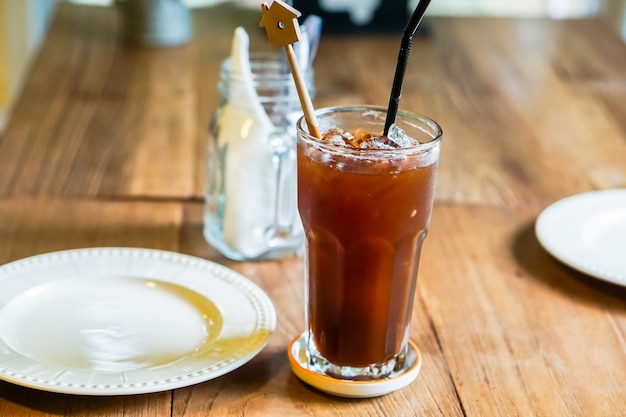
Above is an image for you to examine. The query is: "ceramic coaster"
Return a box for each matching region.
[288,332,422,398]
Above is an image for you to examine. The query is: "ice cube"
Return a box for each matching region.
[320,126,416,150]
[355,136,397,150]
[322,128,352,147]
[345,128,390,149]
[387,124,420,148]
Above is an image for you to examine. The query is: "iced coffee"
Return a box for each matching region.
[297,106,442,380]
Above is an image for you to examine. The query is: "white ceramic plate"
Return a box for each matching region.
[536,189,626,286]
[0,248,276,395]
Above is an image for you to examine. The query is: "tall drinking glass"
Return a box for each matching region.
[296,106,442,380]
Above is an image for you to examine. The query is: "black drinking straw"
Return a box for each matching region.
[383,0,432,136]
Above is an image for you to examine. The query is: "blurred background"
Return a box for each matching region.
[1,0,625,132]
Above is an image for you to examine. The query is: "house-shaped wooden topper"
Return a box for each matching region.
[259,0,302,48]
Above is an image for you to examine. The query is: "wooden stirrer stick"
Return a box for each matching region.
[260,0,321,139]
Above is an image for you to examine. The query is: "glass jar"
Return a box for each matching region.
[204,53,314,261]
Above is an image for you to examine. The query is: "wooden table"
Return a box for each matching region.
[2,3,626,416]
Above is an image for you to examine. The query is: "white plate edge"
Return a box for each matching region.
[0,247,277,395]
[535,189,626,286]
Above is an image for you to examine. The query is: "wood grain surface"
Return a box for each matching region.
[1,3,626,416]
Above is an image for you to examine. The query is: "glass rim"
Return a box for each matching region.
[220,52,313,82]
[219,52,315,101]
[296,106,443,156]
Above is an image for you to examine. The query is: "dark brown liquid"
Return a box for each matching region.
[298,144,437,367]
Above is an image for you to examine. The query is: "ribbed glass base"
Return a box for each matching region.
[306,334,408,381]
